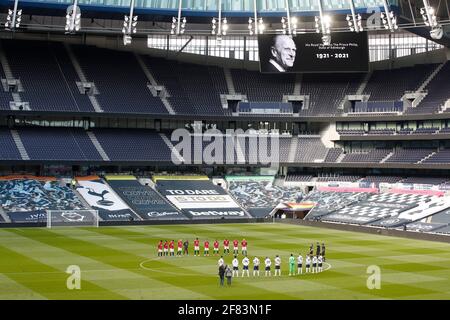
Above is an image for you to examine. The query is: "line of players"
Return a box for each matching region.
[220,253,324,277]
[157,238,248,257]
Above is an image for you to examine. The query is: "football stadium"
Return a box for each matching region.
[0,0,449,303]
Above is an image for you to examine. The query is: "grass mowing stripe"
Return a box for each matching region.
[0,241,124,300]
[2,223,450,300]
[3,229,199,300]
[47,227,298,299]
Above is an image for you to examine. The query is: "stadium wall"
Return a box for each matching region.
[0,217,268,229]
[282,219,450,244]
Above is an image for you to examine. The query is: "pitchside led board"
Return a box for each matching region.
[258,32,369,73]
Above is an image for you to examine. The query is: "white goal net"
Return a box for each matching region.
[46,210,99,228]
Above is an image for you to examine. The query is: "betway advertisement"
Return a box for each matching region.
[106,177,187,220]
[156,180,248,219]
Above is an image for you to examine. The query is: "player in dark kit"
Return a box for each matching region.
[183,239,189,255]
[233,239,239,255]
[163,240,169,256]
[223,239,230,254]
[157,240,163,257]
[321,243,326,261]
[169,240,175,256]
[316,242,321,257]
[194,238,200,256]
[309,244,314,256]
[213,240,219,256]
[177,239,183,256]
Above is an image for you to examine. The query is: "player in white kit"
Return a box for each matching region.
[312,255,318,273]
[297,254,303,275]
[264,257,272,276]
[305,255,311,273]
[274,255,281,276]
[242,256,250,277]
[218,256,224,267]
[318,255,323,272]
[232,256,239,277]
[253,257,260,276]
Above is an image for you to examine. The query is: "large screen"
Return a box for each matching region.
[258,32,369,73]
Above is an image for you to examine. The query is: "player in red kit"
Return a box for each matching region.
[241,239,248,256]
[177,239,183,257]
[194,238,200,256]
[204,240,210,256]
[157,240,163,257]
[233,239,239,255]
[163,240,169,256]
[169,240,175,257]
[223,239,230,254]
[213,240,219,255]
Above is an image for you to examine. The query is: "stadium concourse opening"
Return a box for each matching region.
[0,0,449,302]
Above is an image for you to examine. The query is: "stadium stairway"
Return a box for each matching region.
[223,68,236,95]
[287,137,299,163]
[10,130,30,160]
[418,151,437,164]
[335,152,346,163]
[135,54,176,115]
[160,133,184,163]
[416,62,446,93]
[293,73,302,95]
[64,44,103,113]
[86,131,110,161]
[0,41,24,110]
[355,70,372,96]
[380,151,394,163]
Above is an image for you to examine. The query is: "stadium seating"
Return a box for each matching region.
[341,149,391,163]
[360,176,403,184]
[406,62,450,114]
[2,40,86,112]
[423,149,450,164]
[18,127,102,161]
[92,129,172,161]
[0,62,13,111]
[324,148,343,163]
[363,64,436,101]
[299,73,362,115]
[285,174,313,182]
[385,148,435,163]
[230,69,295,102]
[293,137,328,162]
[0,128,21,160]
[144,57,226,115]
[72,45,168,114]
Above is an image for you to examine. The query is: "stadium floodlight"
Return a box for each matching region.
[65,0,81,34]
[211,0,228,38]
[315,0,332,45]
[380,0,398,32]
[420,0,443,40]
[122,0,137,45]
[280,0,297,35]
[171,0,186,35]
[248,0,265,35]
[5,0,22,31]
[346,0,363,32]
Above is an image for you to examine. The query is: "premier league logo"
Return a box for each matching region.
[61,211,85,222]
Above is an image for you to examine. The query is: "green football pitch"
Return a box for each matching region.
[0,222,449,300]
